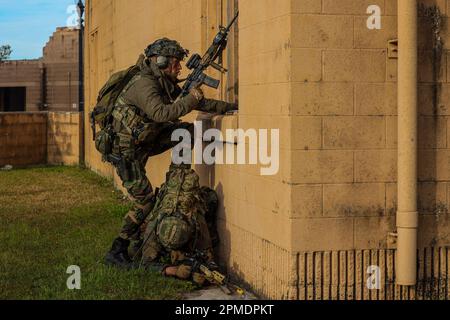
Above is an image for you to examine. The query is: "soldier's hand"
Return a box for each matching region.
[189,86,204,102]
[225,103,238,115]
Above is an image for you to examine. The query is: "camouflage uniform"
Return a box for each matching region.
[109,53,235,243]
[138,165,219,285]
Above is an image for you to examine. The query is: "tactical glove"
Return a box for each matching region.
[189,87,204,102]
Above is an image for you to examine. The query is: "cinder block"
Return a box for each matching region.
[291,48,322,82]
[418,182,448,214]
[386,57,397,82]
[292,0,322,13]
[240,16,290,55]
[448,117,450,147]
[236,148,291,184]
[238,115,290,150]
[418,116,447,149]
[239,0,290,28]
[323,183,386,217]
[292,217,354,251]
[386,0,446,16]
[355,150,397,182]
[385,0,397,15]
[240,50,290,85]
[385,183,397,216]
[323,116,385,149]
[239,83,291,116]
[355,83,397,115]
[291,150,353,184]
[323,0,384,14]
[418,49,446,83]
[323,49,386,82]
[291,14,353,48]
[292,82,354,116]
[242,174,291,216]
[386,116,398,148]
[354,16,397,49]
[422,84,450,115]
[354,216,395,249]
[418,16,436,50]
[418,149,450,181]
[292,116,322,150]
[291,184,323,218]
[236,202,292,248]
[418,215,445,248]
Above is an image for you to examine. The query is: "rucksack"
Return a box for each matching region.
[90,64,141,137]
[143,165,219,254]
[90,56,144,160]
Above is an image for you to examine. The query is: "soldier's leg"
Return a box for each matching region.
[105,156,156,268]
[146,122,195,157]
[117,158,156,240]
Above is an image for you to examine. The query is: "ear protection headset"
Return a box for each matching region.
[145,38,189,69]
[156,55,169,69]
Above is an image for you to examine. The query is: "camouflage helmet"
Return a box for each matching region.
[157,215,194,250]
[145,38,189,60]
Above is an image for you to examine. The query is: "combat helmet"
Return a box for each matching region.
[156,214,195,250]
[145,38,189,61]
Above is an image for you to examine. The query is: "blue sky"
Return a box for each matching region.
[0,0,80,60]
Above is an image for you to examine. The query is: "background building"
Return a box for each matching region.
[84,0,450,299]
[0,27,79,112]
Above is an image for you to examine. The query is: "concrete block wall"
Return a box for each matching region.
[290,0,450,299]
[0,112,80,167]
[0,112,47,166]
[47,112,80,165]
[43,28,80,112]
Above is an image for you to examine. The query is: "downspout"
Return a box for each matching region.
[396,0,418,286]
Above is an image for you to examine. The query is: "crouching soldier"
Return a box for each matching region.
[135,163,220,286]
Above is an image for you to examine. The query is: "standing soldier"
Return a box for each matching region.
[102,38,237,268]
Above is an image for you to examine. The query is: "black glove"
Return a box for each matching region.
[225,103,238,114]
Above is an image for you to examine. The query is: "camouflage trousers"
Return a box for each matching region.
[113,122,194,241]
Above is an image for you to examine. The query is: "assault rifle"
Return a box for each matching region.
[177,11,239,99]
[185,250,245,296]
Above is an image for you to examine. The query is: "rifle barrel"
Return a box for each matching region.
[225,11,239,32]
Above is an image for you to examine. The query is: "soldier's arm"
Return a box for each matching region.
[195,98,238,114]
[131,77,200,122]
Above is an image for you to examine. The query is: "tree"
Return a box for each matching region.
[0,45,12,62]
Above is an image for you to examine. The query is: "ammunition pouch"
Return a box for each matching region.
[107,153,130,181]
[95,126,114,157]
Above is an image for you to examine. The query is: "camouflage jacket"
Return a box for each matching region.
[112,56,236,142]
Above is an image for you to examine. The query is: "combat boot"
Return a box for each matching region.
[105,237,133,269]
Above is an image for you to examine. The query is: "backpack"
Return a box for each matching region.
[143,165,219,254]
[90,57,144,159]
[90,64,141,135]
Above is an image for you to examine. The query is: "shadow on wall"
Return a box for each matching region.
[213,180,258,297]
[416,5,448,248]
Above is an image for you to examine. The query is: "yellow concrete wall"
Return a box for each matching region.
[290,0,450,299]
[0,111,80,167]
[84,0,450,299]
[47,112,80,166]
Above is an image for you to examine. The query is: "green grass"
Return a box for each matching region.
[0,166,195,300]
